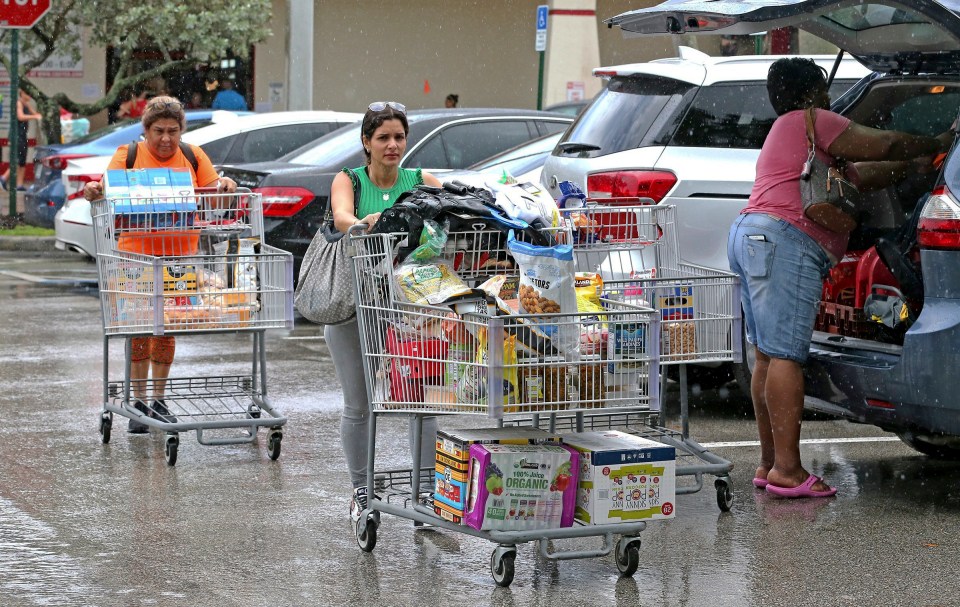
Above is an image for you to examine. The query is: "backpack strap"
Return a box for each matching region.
[179,142,199,175]
[126,141,137,169]
[126,141,200,176]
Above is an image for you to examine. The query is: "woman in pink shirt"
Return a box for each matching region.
[727,58,952,499]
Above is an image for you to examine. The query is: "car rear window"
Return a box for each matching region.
[670,83,777,149]
[556,75,695,158]
[670,79,863,150]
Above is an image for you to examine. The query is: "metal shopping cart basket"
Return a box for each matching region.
[349,224,663,586]
[518,202,741,511]
[91,188,293,465]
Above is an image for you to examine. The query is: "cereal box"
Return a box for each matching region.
[434,428,561,524]
[562,430,675,524]
[464,443,578,532]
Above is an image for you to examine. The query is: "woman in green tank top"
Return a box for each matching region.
[331,102,441,233]
[325,102,442,523]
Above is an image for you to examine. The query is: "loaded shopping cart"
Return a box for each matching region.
[91,187,293,465]
[513,202,741,511]
[346,198,738,586]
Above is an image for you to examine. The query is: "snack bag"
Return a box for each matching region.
[395,260,476,306]
[457,327,518,407]
[507,231,579,356]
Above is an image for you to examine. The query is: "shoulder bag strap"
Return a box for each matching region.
[804,107,817,153]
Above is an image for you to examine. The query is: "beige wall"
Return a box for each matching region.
[249,0,679,113]
[597,0,677,67]
[24,0,837,134]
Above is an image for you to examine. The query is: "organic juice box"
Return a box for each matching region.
[463,443,578,532]
[434,427,561,524]
[562,430,676,524]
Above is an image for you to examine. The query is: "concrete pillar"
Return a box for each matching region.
[287,0,314,110]
[543,0,602,108]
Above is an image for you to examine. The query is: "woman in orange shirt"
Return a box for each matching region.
[84,96,237,433]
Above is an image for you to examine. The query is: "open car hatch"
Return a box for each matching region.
[607,0,960,74]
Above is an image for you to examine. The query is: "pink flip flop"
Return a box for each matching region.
[765,474,837,498]
[752,477,769,489]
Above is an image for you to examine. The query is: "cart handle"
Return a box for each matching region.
[347,223,370,237]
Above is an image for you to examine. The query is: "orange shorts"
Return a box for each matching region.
[130,336,176,364]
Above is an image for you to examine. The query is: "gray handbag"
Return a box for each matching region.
[293,172,360,325]
[800,108,861,233]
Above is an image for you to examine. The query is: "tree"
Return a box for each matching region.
[0,0,272,144]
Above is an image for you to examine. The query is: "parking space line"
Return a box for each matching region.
[0,270,98,286]
[701,436,901,449]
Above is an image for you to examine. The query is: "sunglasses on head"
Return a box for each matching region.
[148,100,184,111]
[368,101,406,114]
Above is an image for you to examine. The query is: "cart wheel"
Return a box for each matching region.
[246,404,261,419]
[99,412,112,444]
[715,478,733,512]
[164,434,179,466]
[490,548,516,587]
[267,431,282,460]
[615,538,640,577]
[356,515,378,552]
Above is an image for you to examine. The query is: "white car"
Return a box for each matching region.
[54,110,362,257]
[539,46,872,272]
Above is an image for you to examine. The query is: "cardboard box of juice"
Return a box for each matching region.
[105,168,197,216]
[562,430,676,524]
[433,427,561,524]
[464,443,578,532]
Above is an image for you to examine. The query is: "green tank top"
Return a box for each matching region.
[343,166,423,219]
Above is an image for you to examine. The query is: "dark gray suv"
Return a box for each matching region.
[610,0,960,458]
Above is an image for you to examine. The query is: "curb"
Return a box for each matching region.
[0,236,79,256]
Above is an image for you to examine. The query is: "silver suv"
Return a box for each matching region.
[540,47,869,272]
[608,0,960,458]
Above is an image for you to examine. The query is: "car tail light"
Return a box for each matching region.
[581,171,676,242]
[256,186,314,217]
[66,174,101,200]
[918,185,960,250]
[41,154,94,171]
[586,170,677,205]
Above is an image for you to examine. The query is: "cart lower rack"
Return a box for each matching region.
[91,192,294,465]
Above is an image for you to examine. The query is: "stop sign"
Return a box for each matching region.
[0,0,51,29]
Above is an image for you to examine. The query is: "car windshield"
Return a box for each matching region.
[558,75,695,157]
[281,125,361,167]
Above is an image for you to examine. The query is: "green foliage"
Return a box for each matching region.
[0,224,56,237]
[0,0,273,142]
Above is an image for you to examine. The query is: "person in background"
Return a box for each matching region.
[445,93,459,108]
[117,88,148,121]
[211,78,248,111]
[327,101,442,524]
[1,89,43,191]
[727,57,951,499]
[82,96,238,433]
[186,91,206,110]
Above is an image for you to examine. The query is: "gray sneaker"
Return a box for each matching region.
[350,487,381,526]
[127,400,151,434]
[150,399,178,423]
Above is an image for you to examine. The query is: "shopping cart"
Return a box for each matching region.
[349,224,663,586]
[91,188,293,465]
[536,203,741,511]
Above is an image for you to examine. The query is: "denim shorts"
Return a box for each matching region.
[727,213,831,364]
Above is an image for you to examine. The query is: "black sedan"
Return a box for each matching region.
[219,108,572,274]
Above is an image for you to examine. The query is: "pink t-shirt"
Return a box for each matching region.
[744,108,853,262]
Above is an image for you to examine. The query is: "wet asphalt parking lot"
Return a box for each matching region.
[1,250,959,607]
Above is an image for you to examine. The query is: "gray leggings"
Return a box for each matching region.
[325,319,438,489]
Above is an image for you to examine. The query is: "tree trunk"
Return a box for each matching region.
[35,97,62,147]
